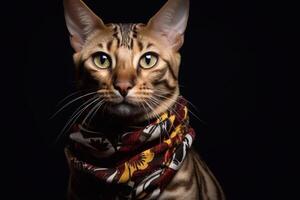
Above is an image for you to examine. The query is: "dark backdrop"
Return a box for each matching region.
[1,0,294,199]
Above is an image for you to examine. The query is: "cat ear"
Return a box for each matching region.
[63,0,106,52]
[147,0,189,50]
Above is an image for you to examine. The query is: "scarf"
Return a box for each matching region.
[65,96,195,200]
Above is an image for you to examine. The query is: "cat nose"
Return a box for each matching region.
[114,81,133,97]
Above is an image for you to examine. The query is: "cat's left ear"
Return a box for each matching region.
[63,0,106,52]
[146,0,189,51]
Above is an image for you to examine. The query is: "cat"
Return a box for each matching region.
[62,0,225,199]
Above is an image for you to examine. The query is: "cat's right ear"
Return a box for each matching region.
[63,0,106,52]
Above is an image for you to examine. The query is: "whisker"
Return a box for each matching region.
[54,97,99,144]
[137,97,151,124]
[82,99,105,126]
[152,93,205,124]
[148,97,179,134]
[56,89,94,107]
[144,99,160,121]
[149,95,198,137]
[81,99,100,125]
[89,101,106,124]
[144,99,163,143]
[50,91,98,119]
[154,88,199,111]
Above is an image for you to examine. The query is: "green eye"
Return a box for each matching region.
[93,52,111,69]
[139,53,158,69]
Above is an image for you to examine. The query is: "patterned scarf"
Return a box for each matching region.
[65,96,195,200]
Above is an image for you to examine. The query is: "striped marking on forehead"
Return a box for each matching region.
[112,24,138,49]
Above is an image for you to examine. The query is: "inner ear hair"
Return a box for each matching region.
[146,0,190,50]
[63,0,107,52]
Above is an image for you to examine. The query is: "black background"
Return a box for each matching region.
[1,0,295,199]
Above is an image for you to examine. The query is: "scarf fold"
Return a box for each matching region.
[65,96,195,200]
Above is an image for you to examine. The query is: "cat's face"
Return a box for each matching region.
[64,0,189,122]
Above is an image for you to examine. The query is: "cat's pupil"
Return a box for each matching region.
[145,55,152,65]
[100,55,107,64]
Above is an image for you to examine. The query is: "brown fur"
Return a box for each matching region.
[63,0,225,199]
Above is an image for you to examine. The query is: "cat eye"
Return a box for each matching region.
[93,52,111,69]
[139,53,158,69]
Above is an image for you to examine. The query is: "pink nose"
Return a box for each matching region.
[114,81,133,97]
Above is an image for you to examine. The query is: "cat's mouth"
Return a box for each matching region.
[105,100,145,119]
[96,90,152,120]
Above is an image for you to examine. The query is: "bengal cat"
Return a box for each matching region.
[62,0,225,199]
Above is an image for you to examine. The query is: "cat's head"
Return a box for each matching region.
[63,0,189,122]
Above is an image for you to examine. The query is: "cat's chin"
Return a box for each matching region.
[106,102,144,120]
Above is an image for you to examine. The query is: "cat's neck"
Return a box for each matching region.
[80,113,152,135]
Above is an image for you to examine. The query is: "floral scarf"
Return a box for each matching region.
[65,96,195,200]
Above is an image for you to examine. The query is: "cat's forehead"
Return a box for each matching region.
[111,23,138,36]
[108,23,141,49]
[81,23,165,61]
[81,23,153,61]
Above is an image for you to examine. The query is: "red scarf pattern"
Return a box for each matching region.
[65,97,195,200]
